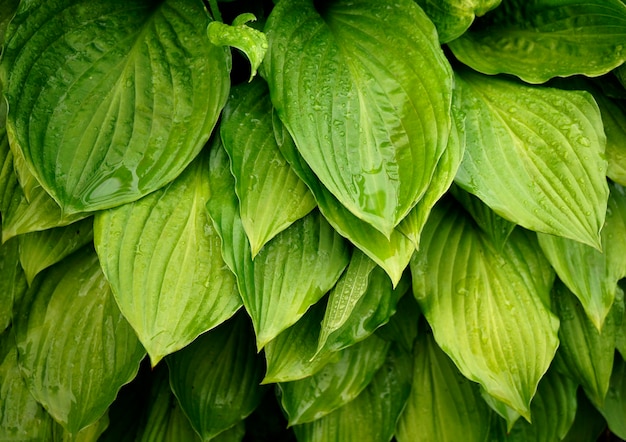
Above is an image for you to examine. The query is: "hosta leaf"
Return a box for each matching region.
[95,151,241,366]
[0,0,19,46]
[552,280,621,406]
[375,294,421,354]
[617,284,626,359]
[411,198,559,418]
[13,246,146,434]
[275,115,413,286]
[263,300,340,383]
[538,182,626,329]
[504,367,578,442]
[279,334,390,426]
[167,313,265,441]
[454,69,608,248]
[18,217,93,284]
[206,139,349,349]
[562,389,607,442]
[292,344,412,442]
[0,0,230,213]
[596,91,626,186]
[0,329,54,440]
[415,0,501,43]
[395,332,492,442]
[264,0,453,236]
[220,79,316,257]
[481,390,520,431]
[598,354,626,439]
[52,414,110,442]
[448,0,626,84]
[0,237,26,332]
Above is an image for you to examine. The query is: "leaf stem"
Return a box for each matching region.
[207,0,222,22]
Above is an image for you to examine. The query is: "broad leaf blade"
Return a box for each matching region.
[0,0,230,213]
[449,0,626,84]
[264,0,453,236]
[598,354,626,439]
[538,182,626,329]
[411,198,559,418]
[13,246,146,434]
[395,332,492,442]
[167,313,265,441]
[562,389,607,442]
[0,237,26,333]
[220,79,316,257]
[95,152,241,366]
[455,69,608,248]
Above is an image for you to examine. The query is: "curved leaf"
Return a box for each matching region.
[0,0,230,213]
[538,182,626,329]
[411,198,559,418]
[95,151,241,366]
[562,389,607,442]
[449,0,626,84]
[455,69,608,248]
[596,90,626,186]
[13,246,146,434]
[167,313,265,441]
[206,139,349,349]
[264,0,453,236]
[395,332,492,442]
[597,354,626,440]
[0,238,26,333]
[220,79,316,257]
[278,334,389,426]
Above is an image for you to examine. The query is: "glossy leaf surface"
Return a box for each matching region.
[95,152,241,366]
[220,79,316,257]
[449,0,626,83]
[455,69,608,248]
[264,0,453,236]
[13,246,145,434]
[0,0,230,213]
[411,198,559,418]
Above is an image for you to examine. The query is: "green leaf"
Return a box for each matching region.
[95,151,241,366]
[0,0,19,47]
[562,389,609,442]
[264,0,454,236]
[220,79,316,257]
[208,13,268,82]
[206,139,349,349]
[18,218,94,284]
[481,390,521,431]
[375,294,421,354]
[395,332,493,442]
[0,329,54,440]
[167,313,265,441]
[598,353,626,439]
[411,198,559,419]
[292,344,412,442]
[616,283,626,359]
[13,246,146,434]
[596,91,626,186]
[552,280,621,406]
[0,0,230,213]
[448,0,626,84]
[538,182,626,329]
[275,114,413,286]
[0,237,26,333]
[505,367,578,442]
[415,0,501,43]
[278,333,390,426]
[454,69,608,249]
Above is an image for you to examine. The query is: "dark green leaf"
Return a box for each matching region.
[562,389,608,442]
[597,353,626,439]
[264,0,453,236]
[1,0,230,213]
[0,237,26,332]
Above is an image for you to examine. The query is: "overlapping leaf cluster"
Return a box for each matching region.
[1,0,626,440]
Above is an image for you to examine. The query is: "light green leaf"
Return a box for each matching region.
[275,114,413,286]
[0,0,230,213]
[95,151,241,366]
[395,332,492,442]
[264,0,453,236]
[0,329,54,440]
[208,13,267,81]
[448,0,626,83]
[279,334,390,426]
[220,79,316,257]
[292,344,412,442]
[52,414,110,442]
[415,0,501,43]
[206,139,349,349]
[167,313,265,441]
[552,280,621,406]
[481,390,521,431]
[13,246,146,434]
[507,367,578,441]
[598,353,626,439]
[18,218,93,284]
[454,69,608,248]
[0,237,26,332]
[538,182,626,329]
[411,198,559,418]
